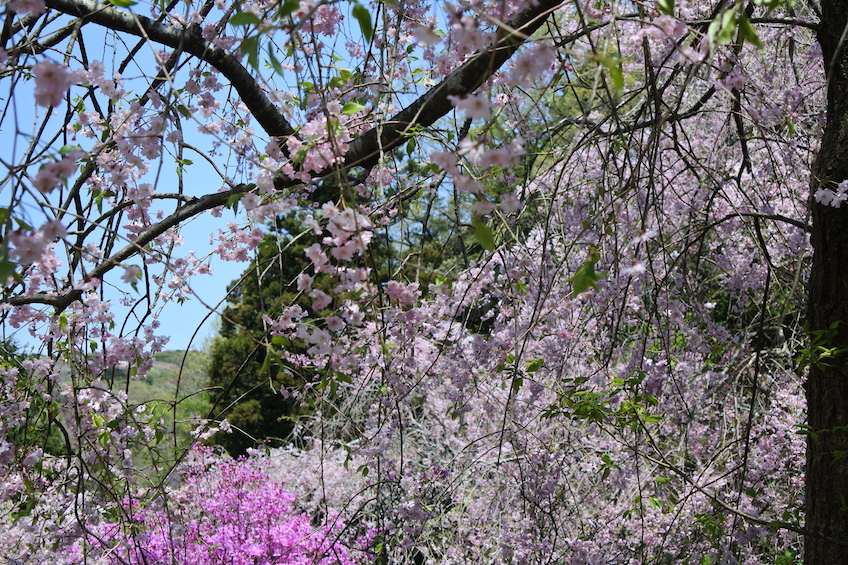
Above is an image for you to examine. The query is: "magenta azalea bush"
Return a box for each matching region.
[80,446,363,565]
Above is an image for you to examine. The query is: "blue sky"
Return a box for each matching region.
[3,0,450,354]
[2,25,254,354]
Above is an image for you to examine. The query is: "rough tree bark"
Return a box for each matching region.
[806,0,848,562]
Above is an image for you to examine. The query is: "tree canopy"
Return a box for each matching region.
[0,0,845,562]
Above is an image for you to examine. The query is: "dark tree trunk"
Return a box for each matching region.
[806,0,848,561]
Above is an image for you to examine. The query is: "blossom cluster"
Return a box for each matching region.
[814,179,848,208]
[78,446,362,565]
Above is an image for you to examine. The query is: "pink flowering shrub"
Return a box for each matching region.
[83,446,363,565]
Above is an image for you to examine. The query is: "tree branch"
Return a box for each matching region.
[44,0,296,139]
[8,0,567,311]
[343,0,567,169]
[4,184,253,311]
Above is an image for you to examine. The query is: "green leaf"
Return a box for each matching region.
[294,146,308,166]
[271,335,291,346]
[240,35,261,70]
[352,2,374,41]
[267,46,284,76]
[709,8,737,47]
[341,101,366,115]
[512,376,523,394]
[569,250,605,295]
[98,427,111,449]
[737,15,762,48]
[226,193,241,214]
[609,64,624,94]
[596,55,623,94]
[720,9,738,41]
[13,216,32,231]
[473,218,496,252]
[278,0,301,17]
[229,12,262,26]
[526,358,545,373]
[657,0,674,15]
[107,0,137,7]
[707,17,721,46]
[0,250,20,284]
[58,144,81,156]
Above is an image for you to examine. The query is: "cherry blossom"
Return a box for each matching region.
[32,60,72,107]
[449,94,491,120]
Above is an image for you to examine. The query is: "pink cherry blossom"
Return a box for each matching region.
[32,60,72,107]
[310,289,332,311]
[449,94,491,120]
[9,0,45,15]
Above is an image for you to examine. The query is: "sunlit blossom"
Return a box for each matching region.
[33,60,72,107]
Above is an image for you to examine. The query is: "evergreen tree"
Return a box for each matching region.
[207,215,320,455]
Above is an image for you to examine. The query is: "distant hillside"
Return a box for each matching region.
[111,349,212,417]
[140,349,211,399]
[111,349,214,478]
